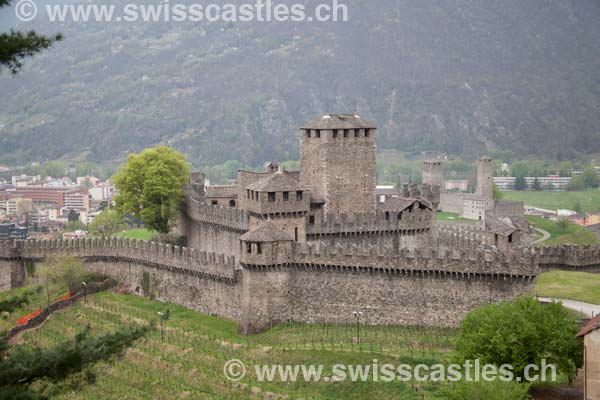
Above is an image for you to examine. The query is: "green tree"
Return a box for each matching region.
[88,210,125,239]
[556,216,570,232]
[510,160,530,178]
[581,166,599,189]
[532,177,541,191]
[514,176,527,191]
[570,175,585,191]
[455,297,582,381]
[37,254,87,297]
[573,201,582,215]
[0,0,62,74]
[558,161,572,177]
[0,323,149,399]
[40,160,67,179]
[113,146,190,234]
[492,183,503,199]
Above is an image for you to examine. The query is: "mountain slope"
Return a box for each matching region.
[1,0,600,166]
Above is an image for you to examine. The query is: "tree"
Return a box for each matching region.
[556,216,570,232]
[67,209,79,222]
[0,0,62,74]
[37,255,87,297]
[113,146,190,234]
[88,210,125,239]
[573,201,582,215]
[558,161,572,177]
[514,176,527,191]
[581,166,599,189]
[0,323,149,399]
[532,177,541,191]
[455,297,582,381]
[492,183,503,199]
[570,175,585,191]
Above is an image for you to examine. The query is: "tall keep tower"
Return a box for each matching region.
[422,159,443,209]
[300,114,377,216]
[476,156,494,200]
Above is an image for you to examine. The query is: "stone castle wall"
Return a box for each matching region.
[2,238,599,335]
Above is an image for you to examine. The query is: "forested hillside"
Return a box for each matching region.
[1,0,599,167]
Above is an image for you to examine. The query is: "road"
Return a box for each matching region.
[530,228,551,245]
[538,297,600,318]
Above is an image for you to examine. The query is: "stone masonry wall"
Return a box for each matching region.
[239,264,534,333]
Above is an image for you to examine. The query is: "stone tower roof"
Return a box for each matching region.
[246,172,305,192]
[240,222,294,242]
[301,114,376,130]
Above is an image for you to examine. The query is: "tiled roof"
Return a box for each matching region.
[247,172,305,192]
[302,114,376,130]
[577,314,600,337]
[379,197,431,212]
[486,215,519,236]
[240,222,294,242]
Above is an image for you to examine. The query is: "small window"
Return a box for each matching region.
[397,212,402,220]
[246,189,250,199]
[211,200,218,206]
[296,191,303,201]
[365,129,370,137]
[385,211,390,221]
[257,243,262,254]
[229,200,236,208]
[333,130,338,139]
[306,129,311,138]
[343,129,349,138]
[283,191,289,201]
[315,130,321,138]
[268,192,276,202]
[309,215,315,224]
[354,129,359,137]
[294,227,298,242]
[246,242,252,254]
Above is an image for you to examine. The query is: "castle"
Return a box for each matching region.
[1,114,599,334]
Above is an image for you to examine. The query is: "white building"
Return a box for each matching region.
[89,185,112,201]
[493,176,572,191]
[462,196,488,220]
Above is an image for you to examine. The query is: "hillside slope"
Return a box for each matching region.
[1,0,599,166]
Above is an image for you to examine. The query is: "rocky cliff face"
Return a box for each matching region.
[1,0,599,165]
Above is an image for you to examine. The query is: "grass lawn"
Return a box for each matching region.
[527,216,598,245]
[535,270,600,305]
[436,211,473,222]
[503,189,600,213]
[114,228,153,240]
[8,291,456,399]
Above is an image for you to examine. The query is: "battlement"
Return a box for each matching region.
[306,209,432,236]
[283,241,540,278]
[15,238,238,281]
[184,195,249,232]
[535,244,600,269]
[0,240,18,259]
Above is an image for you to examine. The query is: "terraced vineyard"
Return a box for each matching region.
[11,292,457,399]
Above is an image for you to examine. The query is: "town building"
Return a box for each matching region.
[577,315,600,400]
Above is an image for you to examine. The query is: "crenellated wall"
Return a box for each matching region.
[2,237,599,335]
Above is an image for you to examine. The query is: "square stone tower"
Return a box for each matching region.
[300,114,377,216]
[476,156,494,200]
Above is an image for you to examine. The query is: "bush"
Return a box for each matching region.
[442,379,530,400]
[455,297,582,381]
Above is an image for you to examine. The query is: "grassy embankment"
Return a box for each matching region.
[535,270,600,305]
[526,216,598,246]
